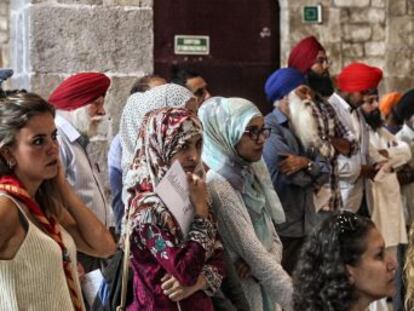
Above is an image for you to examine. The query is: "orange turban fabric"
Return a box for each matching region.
[336,63,383,93]
[49,72,111,111]
[379,92,402,117]
[288,36,325,74]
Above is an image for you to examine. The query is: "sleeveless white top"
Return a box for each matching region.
[0,192,85,311]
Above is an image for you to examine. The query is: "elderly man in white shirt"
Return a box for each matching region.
[329,63,383,215]
[48,72,114,273]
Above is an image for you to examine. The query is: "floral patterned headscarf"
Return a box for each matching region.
[123,107,203,236]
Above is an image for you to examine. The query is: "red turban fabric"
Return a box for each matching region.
[336,63,383,93]
[288,36,325,74]
[49,72,111,111]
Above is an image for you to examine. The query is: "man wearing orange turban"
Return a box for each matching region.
[379,92,403,134]
[329,62,383,216]
[49,72,114,277]
[380,92,402,119]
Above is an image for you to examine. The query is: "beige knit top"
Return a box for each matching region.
[0,192,85,311]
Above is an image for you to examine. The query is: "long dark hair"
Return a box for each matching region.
[0,92,63,218]
[293,212,375,311]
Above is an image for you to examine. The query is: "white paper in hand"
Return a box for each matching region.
[155,160,194,237]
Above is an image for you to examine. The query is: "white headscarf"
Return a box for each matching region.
[119,83,193,175]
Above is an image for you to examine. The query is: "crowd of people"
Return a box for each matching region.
[1,35,414,311]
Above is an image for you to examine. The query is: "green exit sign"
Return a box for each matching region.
[174,35,210,55]
[303,5,323,24]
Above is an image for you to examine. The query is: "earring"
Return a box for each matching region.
[7,159,16,169]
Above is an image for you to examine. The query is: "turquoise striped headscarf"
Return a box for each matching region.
[199,97,285,243]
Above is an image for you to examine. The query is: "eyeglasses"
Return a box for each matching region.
[333,213,359,236]
[243,127,271,142]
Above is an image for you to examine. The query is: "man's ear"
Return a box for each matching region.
[345,264,356,285]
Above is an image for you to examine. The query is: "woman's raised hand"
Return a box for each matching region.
[187,172,209,218]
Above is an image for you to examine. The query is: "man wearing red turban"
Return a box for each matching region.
[329,62,384,215]
[287,37,356,212]
[288,36,325,74]
[49,72,114,278]
[288,36,334,98]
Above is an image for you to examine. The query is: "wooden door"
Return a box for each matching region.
[154,0,280,114]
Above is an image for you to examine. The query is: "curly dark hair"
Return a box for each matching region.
[293,211,375,311]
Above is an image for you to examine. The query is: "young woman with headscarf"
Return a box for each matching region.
[119,83,198,177]
[198,97,293,311]
[122,107,224,311]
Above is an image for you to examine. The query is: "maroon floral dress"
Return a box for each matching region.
[127,203,224,311]
[123,107,225,311]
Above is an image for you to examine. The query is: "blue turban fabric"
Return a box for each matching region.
[264,67,306,103]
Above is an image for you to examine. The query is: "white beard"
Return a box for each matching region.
[59,106,108,139]
[287,91,330,157]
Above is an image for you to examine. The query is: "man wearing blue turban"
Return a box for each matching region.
[263,68,331,274]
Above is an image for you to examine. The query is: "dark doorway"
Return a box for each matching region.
[154,0,280,114]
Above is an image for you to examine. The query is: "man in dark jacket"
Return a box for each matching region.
[263,67,330,274]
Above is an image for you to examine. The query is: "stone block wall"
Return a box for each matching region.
[10,0,153,134]
[384,0,414,92]
[0,1,9,69]
[9,0,154,199]
[280,0,414,94]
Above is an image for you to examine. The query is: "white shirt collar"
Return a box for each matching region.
[329,92,353,112]
[402,123,414,140]
[55,113,81,143]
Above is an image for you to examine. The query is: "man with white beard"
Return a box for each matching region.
[48,72,114,273]
[263,67,330,274]
[288,36,357,212]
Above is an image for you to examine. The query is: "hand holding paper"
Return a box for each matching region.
[186,172,209,218]
[155,161,195,236]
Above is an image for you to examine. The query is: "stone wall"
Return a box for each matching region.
[10,0,153,134]
[0,0,9,69]
[9,0,154,198]
[384,0,414,92]
[280,0,414,94]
